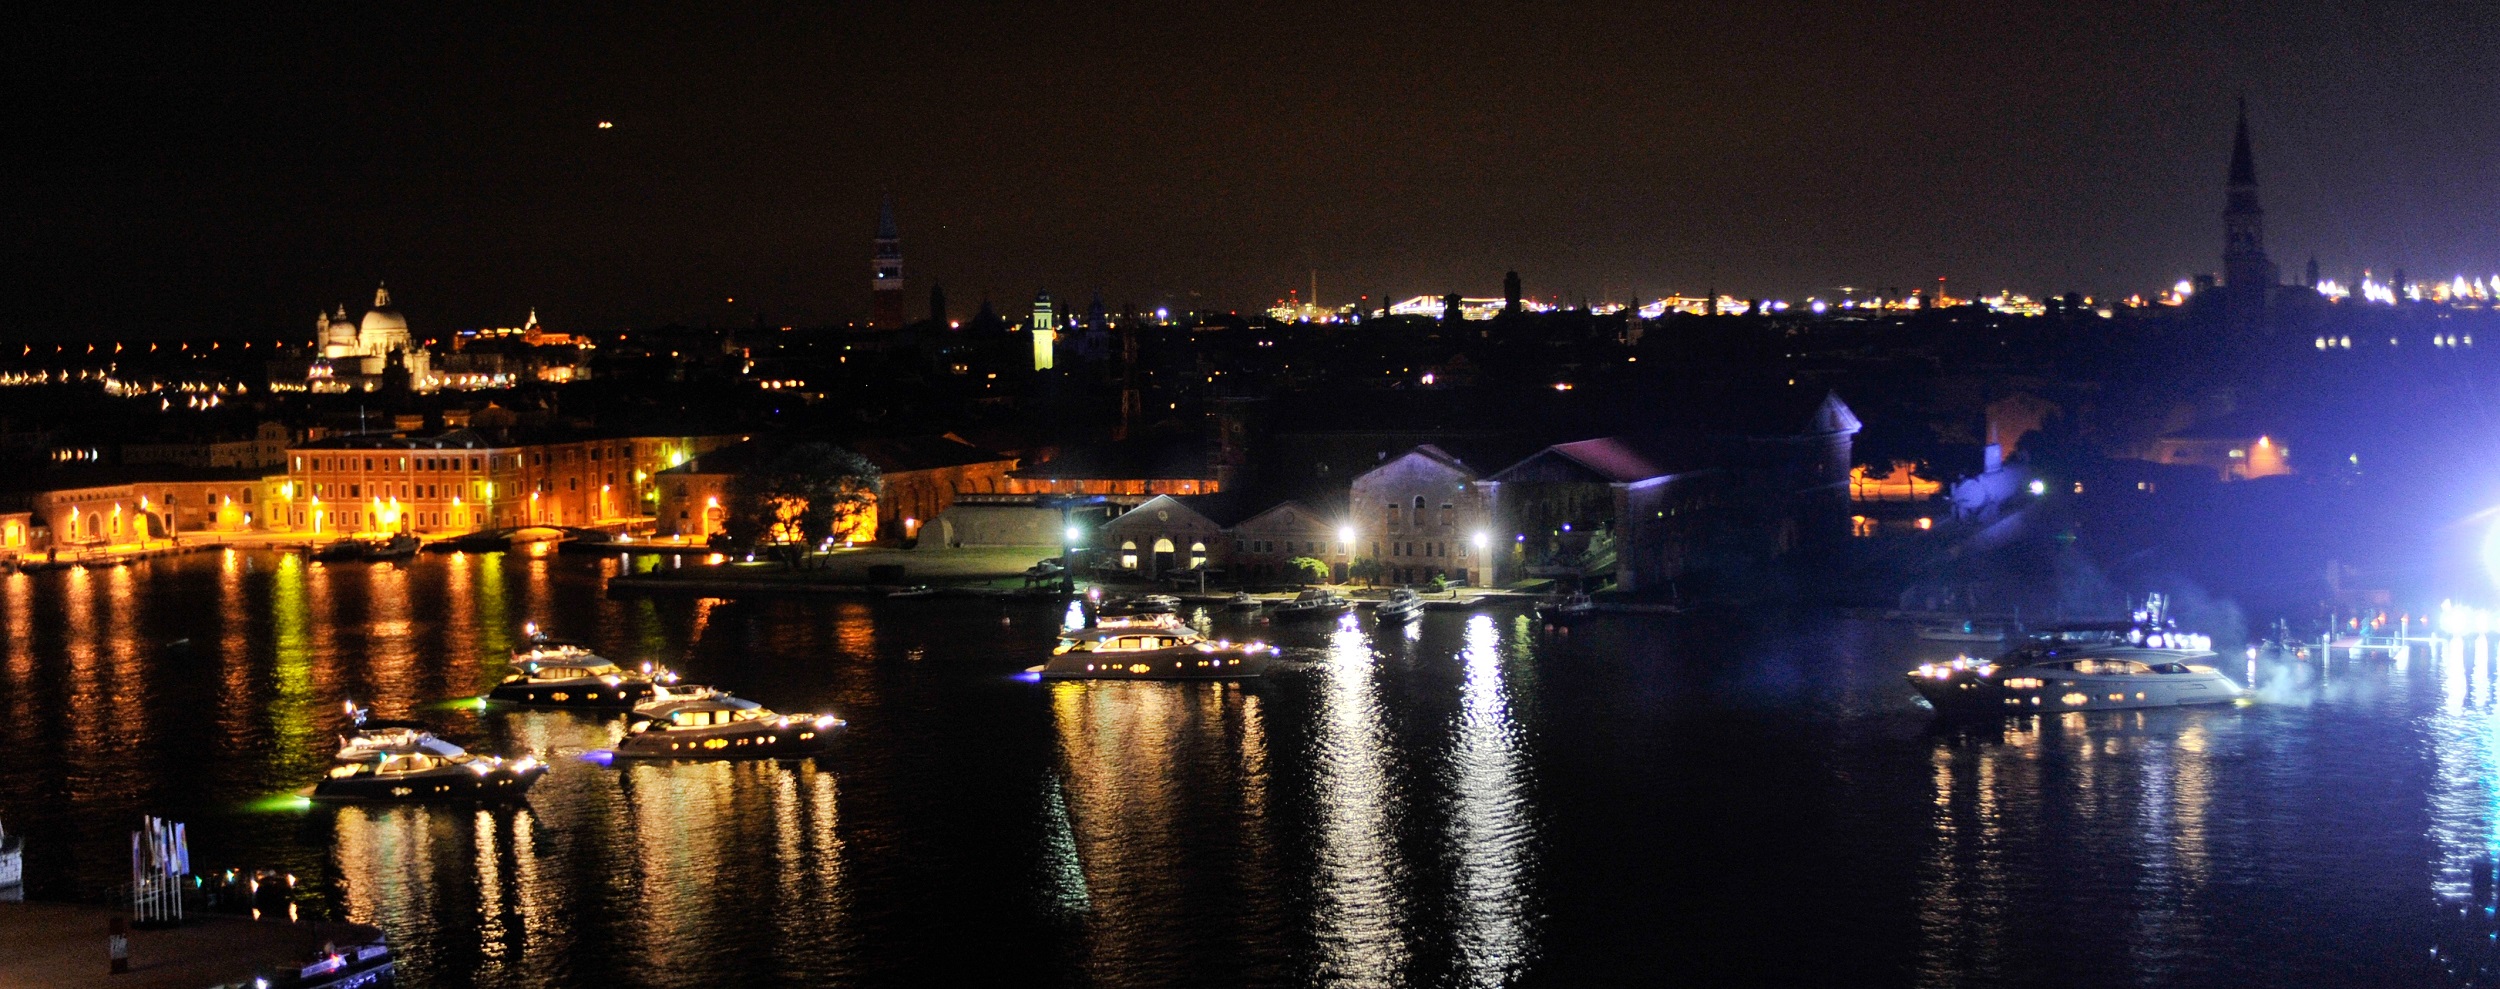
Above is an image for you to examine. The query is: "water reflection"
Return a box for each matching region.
[1308,617,1410,984]
[1444,615,1536,985]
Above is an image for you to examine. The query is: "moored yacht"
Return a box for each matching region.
[1270,588,1352,620]
[1030,625,1278,680]
[610,684,844,759]
[1375,587,1427,623]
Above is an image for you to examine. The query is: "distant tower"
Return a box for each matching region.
[1031,289,1057,371]
[2305,256,2320,290]
[870,195,905,330]
[2222,99,2278,334]
[1503,271,1522,315]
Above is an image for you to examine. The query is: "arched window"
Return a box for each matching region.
[1121,540,1139,570]
[1189,541,1207,569]
[1413,496,1426,525]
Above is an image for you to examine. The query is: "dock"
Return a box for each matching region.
[0,901,380,989]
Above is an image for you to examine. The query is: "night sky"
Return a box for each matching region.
[5,1,2494,337]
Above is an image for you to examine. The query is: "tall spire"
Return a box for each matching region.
[2228,97,2257,187]
[869,195,905,330]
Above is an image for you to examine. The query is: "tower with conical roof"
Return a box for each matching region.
[870,195,905,330]
[2222,100,2278,333]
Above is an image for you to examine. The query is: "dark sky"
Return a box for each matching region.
[5,1,2494,337]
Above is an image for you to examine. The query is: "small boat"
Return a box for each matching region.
[254,936,396,989]
[1917,620,2009,644]
[1270,588,1352,620]
[1536,591,1597,624]
[0,815,22,901]
[1226,593,1263,611]
[310,533,421,563]
[1029,625,1278,680]
[1374,587,1427,623]
[610,684,844,760]
[1098,594,1180,616]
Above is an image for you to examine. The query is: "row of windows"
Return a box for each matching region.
[1380,496,1460,528]
[1236,539,1334,555]
[1376,541,1467,559]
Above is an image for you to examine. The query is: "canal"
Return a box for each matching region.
[0,549,2490,986]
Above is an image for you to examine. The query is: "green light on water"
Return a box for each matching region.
[245,793,315,813]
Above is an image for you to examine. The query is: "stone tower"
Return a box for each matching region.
[870,195,905,330]
[2221,100,2278,334]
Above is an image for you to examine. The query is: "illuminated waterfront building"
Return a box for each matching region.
[279,430,739,534]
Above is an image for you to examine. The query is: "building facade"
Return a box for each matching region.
[1347,445,1495,586]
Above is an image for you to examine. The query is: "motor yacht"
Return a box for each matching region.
[1225,593,1263,611]
[1908,596,2244,716]
[1030,625,1277,680]
[310,717,543,804]
[486,654,666,708]
[610,684,844,760]
[1375,587,1427,623]
[333,702,465,763]
[1270,588,1352,620]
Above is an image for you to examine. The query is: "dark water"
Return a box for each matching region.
[1,550,2493,987]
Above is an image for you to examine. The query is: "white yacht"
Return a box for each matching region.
[1908,598,2245,716]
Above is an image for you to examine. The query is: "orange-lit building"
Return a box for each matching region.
[1004,434,1221,500]
[278,429,740,534]
[652,435,1018,543]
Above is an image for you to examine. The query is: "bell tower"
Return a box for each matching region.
[870,195,905,330]
[2221,99,2277,334]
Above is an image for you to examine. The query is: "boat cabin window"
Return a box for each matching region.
[379,754,440,773]
[2149,662,2194,674]
[2067,659,2155,675]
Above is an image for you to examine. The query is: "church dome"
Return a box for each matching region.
[360,283,409,346]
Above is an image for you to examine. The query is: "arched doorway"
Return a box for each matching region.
[1188,541,1207,569]
[1120,540,1139,570]
[1152,537,1176,574]
[84,512,103,542]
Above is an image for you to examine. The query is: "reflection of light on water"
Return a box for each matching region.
[1310,619,1409,983]
[1447,615,1535,985]
[474,809,509,975]
[1040,773,1091,913]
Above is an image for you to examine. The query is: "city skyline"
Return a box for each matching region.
[6,2,2497,336]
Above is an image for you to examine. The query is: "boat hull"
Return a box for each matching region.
[614,726,840,759]
[486,680,656,708]
[1910,670,2243,717]
[1034,652,1268,680]
[310,766,543,803]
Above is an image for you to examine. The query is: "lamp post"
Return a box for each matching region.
[1337,524,1356,585]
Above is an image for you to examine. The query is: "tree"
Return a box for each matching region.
[1348,557,1384,587]
[723,443,883,566]
[1285,556,1330,585]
